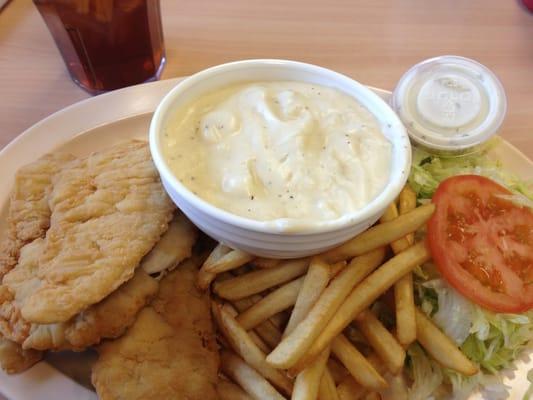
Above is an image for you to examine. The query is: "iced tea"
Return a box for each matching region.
[34,0,165,94]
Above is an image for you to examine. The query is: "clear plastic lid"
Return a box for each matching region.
[391,55,507,152]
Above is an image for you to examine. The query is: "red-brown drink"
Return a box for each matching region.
[34,0,165,94]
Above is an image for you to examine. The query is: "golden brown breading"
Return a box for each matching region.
[141,211,198,276]
[22,269,158,351]
[0,239,43,343]
[91,260,219,400]
[16,140,174,324]
[0,207,192,351]
[0,239,159,350]
[0,153,74,279]
[0,335,41,374]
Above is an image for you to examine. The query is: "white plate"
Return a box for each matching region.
[0,79,531,400]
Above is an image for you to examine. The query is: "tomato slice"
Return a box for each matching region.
[427,175,533,313]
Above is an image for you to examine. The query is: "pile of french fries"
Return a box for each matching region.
[198,186,478,400]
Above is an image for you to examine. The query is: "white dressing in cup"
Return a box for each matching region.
[391,56,507,155]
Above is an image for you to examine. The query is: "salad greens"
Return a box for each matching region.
[408,139,533,202]
[406,144,533,399]
[413,277,533,399]
[407,344,444,400]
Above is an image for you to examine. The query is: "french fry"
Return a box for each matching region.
[254,320,283,349]
[204,249,254,274]
[393,189,416,348]
[379,202,413,253]
[399,185,417,218]
[322,203,435,262]
[252,258,282,269]
[343,323,368,346]
[294,241,431,371]
[207,243,231,260]
[330,334,387,391]
[392,236,415,252]
[197,243,232,289]
[329,260,347,278]
[248,330,271,354]
[266,248,385,369]
[318,366,340,400]
[233,264,255,276]
[384,186,418,347]
[292,348,330,400]
[231,296,256,312]
[397,187,417,249]
[363,392,381,400]
[224,302,272,353]
[336,375,366,400]
[415,308,478,376]
[283,257,331,337]
[354,310,405,374]
[217,271,238,282]
[268,310,289,330]
[393,273,416,347]
[214,258,309,300]
[232,296,283,348]
[365,353,386,374]
[379,201,398,222]
[217,379,253,400]
[220,350,285,400]
[237,277,304,330]
[327,358,350,384]
[335,354,385,399]
[212,303,293,395]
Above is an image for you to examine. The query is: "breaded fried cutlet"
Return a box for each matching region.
[91,260,219,400]
[140,211,198,276]
[0,335,41,374]
[0,153,74,279]
[1,212,199,356]
[18,140,175,324]
[22,269,158,352]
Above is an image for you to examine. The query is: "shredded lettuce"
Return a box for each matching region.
[446,370,511,400]
[421,279,474,346]
[408,141,533,201]
[407,344,444,400]
[413,278,533,398]
[463,309,533,374]
[417,278,533,369]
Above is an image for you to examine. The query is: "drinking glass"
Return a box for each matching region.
[33,0,165,94]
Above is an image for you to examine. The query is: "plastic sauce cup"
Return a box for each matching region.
[391,56,507,157]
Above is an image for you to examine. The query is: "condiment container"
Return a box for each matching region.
[391,55,507,156]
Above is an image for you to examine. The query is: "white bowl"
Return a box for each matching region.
[150,59,411,258]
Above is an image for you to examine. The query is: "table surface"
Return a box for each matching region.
[1,0,532,159]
